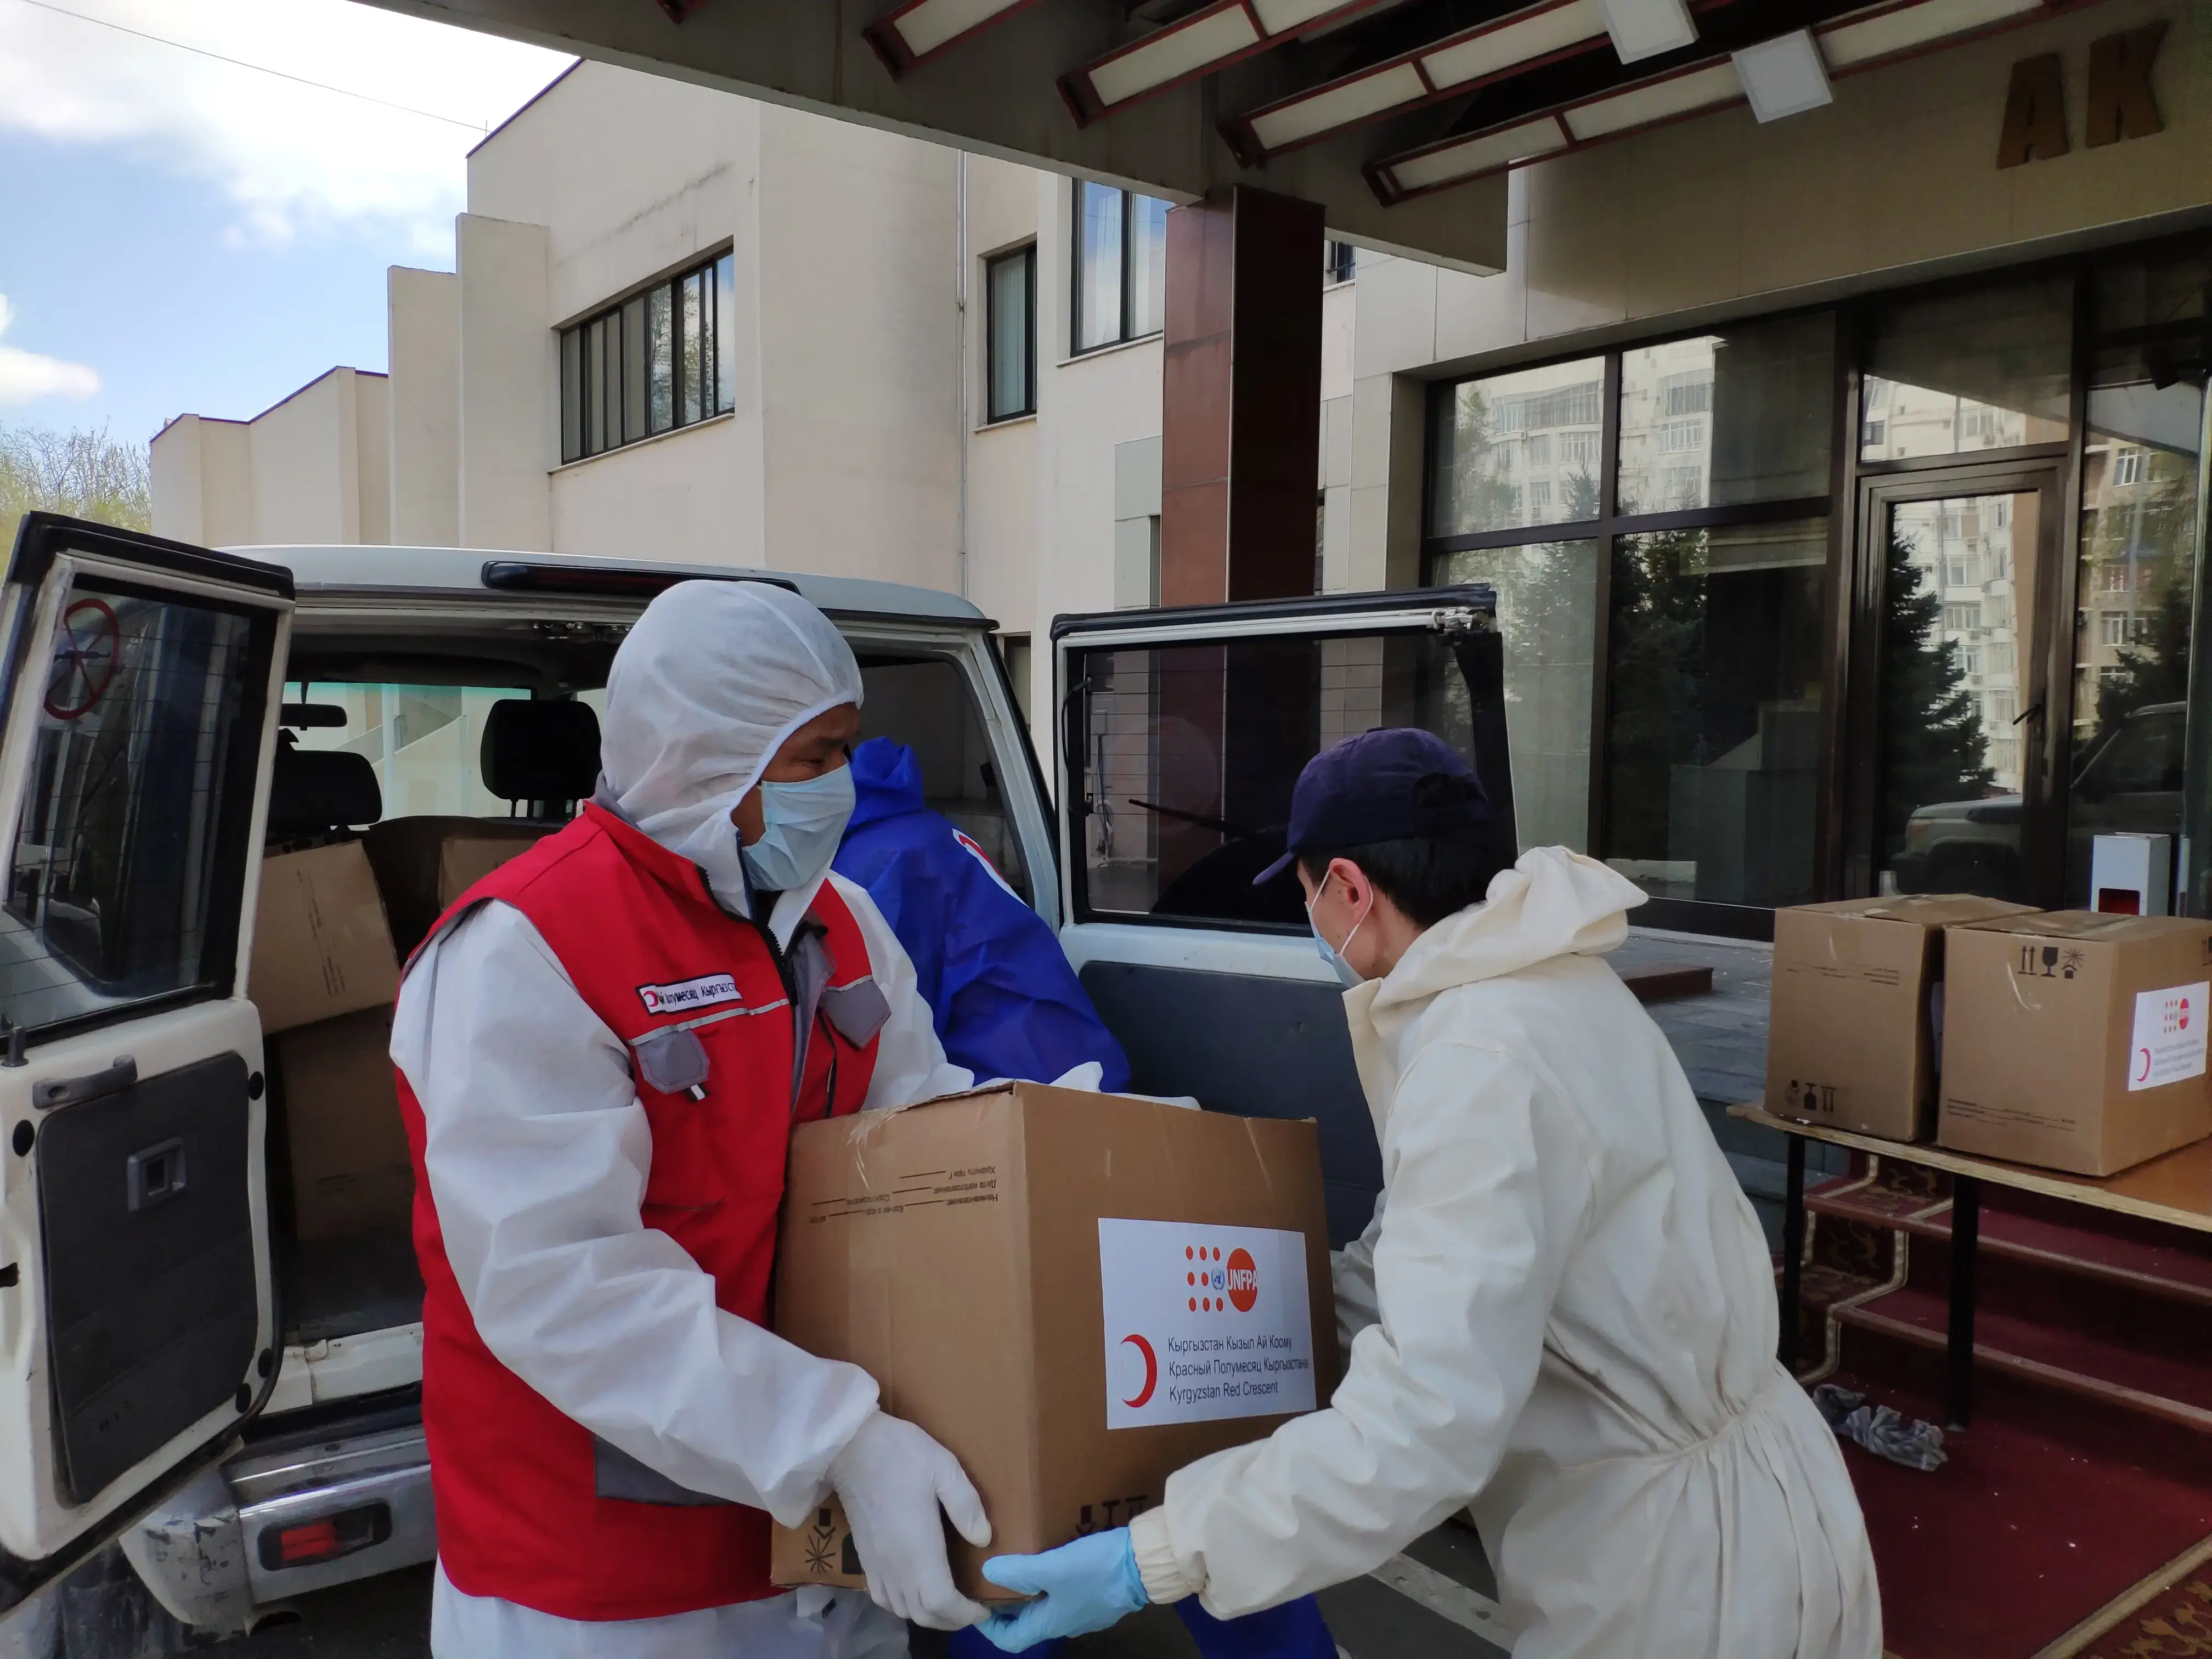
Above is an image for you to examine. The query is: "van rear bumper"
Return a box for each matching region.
[122,1419,434,1634]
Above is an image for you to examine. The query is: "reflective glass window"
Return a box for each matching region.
[1618,313,1833,514]
[1876,490,2044,900]
[556,252,731,460]
[1073,183,1170,354]
[1075,181,1124,352]
[2066,348,2204,905]
[1602,520,1828,907]
[1128,195,1167,338]
[1431,358,1605,538]
[1431,540,1599,851]
[1071,630,1477,925]
[986,246,1036,422]
[5,583,264,1034]
[715,254,738,415]
[1862,277,2072,461]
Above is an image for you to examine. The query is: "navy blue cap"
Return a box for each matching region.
[1254,727,1489,885]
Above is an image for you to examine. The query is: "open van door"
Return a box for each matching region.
[1053,586,1507,1246]
[0,514,289,1612]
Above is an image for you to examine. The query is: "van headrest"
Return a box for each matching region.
[267,744,382,840]
[481,699,602,805]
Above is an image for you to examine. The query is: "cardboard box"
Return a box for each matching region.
[271,1007,413,1240]
[769,1084,1335,1602]
[363,817,551,955]
[249,840,399,1035]
[1768,896,2039,1141]
[1939,911,2212,1176]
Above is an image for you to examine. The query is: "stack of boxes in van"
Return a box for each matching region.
[1769,900,2212,1177]
[247,840,409,1240]
[248,822,555,1240]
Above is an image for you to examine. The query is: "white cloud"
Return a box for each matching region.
[0,0,571,252]
[0,296,100,404]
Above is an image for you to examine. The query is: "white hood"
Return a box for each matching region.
[1363,846,1647,1016]
[599,579,863,906]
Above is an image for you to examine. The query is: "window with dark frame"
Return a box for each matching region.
[985,245,1036,423]
[1427,312,1841,929]
[1420,233,2212,933]
[1325,240,1357,285]
[1073,181,1167,354]
[560,251,736,464]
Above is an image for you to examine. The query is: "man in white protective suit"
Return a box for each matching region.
[974,728,1882,1659]
[391,580,996,1659]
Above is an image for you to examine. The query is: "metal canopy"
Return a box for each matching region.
[352,0,2084,273]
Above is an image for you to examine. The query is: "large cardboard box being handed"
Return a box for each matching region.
[1768,896,2038,1142]
[1939,911,2212,1176]
[770,1083,1336,1604]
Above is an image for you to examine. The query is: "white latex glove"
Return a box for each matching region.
[829,1410,993,1629]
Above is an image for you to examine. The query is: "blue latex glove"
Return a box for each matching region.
[976,1528,1149,1652]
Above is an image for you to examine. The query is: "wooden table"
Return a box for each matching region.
[1728,1104,2212,1430]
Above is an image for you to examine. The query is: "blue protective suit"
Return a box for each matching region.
[832,738,1131,1092]
[834,740,1334,1659]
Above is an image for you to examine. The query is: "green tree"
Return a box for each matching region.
[1602,527,1708,863]
[2096,561,2192,729]
[1878,526,1992,855]
[0,425,152,552]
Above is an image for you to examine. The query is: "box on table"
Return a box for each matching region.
[769,1082,1335,1603]
[1939,911,2212,1176]
[270,1006,413,1240]
[363,817,552,956]
[1768,896,2039,1141]
[249,840,399,1035]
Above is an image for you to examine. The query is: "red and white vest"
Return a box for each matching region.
[396,803,881,1622]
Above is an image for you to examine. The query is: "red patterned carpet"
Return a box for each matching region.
[1791,1160,2212,1657]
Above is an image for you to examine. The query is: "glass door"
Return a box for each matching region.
[1847,467,2068,904]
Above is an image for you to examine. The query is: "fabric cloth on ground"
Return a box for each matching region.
[834,737,1130,1091]
[1812,1385,1949,1473]
[1128,848,1882,1659]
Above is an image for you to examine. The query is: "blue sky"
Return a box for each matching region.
[0,0,569,447]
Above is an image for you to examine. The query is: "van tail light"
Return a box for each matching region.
[259,1502,392,1571]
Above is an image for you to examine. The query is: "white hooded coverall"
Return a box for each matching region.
[391,582,972,1659]
[1128,849,1881,1659]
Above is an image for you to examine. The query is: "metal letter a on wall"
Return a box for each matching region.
[1997,53,2069,168]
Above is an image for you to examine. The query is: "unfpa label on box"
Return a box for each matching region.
[2130,981,2209,1092]
[1098,1218,1314,1430]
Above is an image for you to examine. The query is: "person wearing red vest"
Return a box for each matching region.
[392,580,994,1659]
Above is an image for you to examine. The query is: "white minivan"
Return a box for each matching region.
[0,512,1506,1637]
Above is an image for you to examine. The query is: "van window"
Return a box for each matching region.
[1068,629,1473,928]
[286,682,524,818]
[857,657,1029,902]
[3,581,270,1035]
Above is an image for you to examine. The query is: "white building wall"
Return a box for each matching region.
[757,108,961,593]
[153,371,388,549]
[456,213,551,551]
[389,266,461,546]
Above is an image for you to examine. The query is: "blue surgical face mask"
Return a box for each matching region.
[1307,876,1373,989]
[740,764,856,895]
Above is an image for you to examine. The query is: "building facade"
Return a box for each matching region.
[155,0,2209,936]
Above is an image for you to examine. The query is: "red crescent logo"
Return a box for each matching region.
[2137,1047,2154,1083]
[1120,1334,1158,1408]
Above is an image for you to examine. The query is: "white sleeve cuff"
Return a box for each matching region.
[1130,1507,1204,1604]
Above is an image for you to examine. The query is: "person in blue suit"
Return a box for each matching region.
[832,737,1131,1090]
[834,737,1337,1659]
